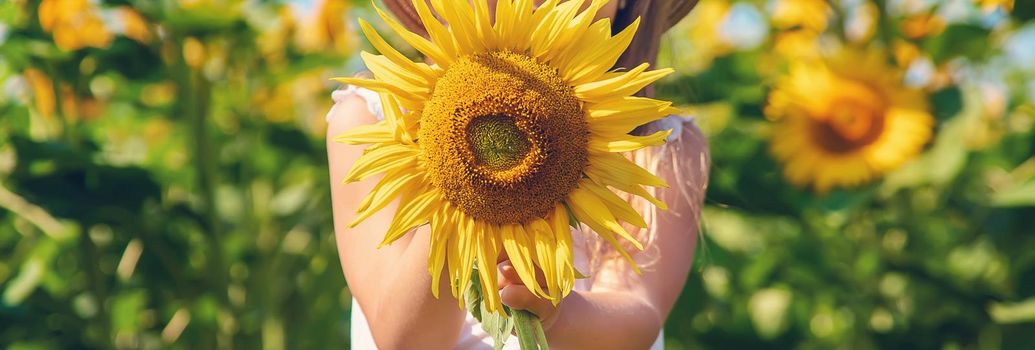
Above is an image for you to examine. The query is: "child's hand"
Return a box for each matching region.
[497,260,562,331]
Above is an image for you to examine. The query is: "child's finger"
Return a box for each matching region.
[500,284,558,327]
[497,260,521,289]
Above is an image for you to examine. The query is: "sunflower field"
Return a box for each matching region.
[1,0,1033,349]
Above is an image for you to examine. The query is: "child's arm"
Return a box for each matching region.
[327,94,466,349]
[500,121,710,349]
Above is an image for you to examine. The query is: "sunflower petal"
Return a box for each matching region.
[580,179,648,228]
[587,151,668,188]
[564,18,641,84]
[454,217,477,303]
[379,188,440,247]
[361,52,430,94]
[551,204,576,297]
[331,77,426,109]
[357,18,436,80]
[501,224,546,298]
[333,122,394,145]
[373,5,452,66]
[475,224,503,312]
[585,167,668,210]
[343,144,419,183]
[587,96,677,135]
[430,0,483,54]
[350,171,424,227]
[567,199,642,274]
[529,218,560,303]
[428,208,452,299]
[411,0,456,67]
[575,65,674,102]
[567,185,644,250]
[589,130,672,153]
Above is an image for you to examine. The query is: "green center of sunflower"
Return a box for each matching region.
[419,50,588,224]
[467,115,532,170]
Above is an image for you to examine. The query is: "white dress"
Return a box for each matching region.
[330,86,676,350]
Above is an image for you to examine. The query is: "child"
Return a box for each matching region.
[326,1,706,348]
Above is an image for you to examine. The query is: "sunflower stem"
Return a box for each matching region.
[512,309,548,350]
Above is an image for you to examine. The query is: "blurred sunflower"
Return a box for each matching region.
[900,13,946,39]
[293,0,352,54]
[22,68,105,121]
[112,6,153,44]
[677,0,769,72]
[772,30,822,61]
[38,0,113,51]
[336,0,673,312]
[769,0,830,33]
[975,0,1014,12]
[766,49,933,192]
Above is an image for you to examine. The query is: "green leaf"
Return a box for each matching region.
[990,180,1035,207]
[931,86,964,122]
[464,269,484,323]
[924,24,992,64]
[481,305,514,350]
[465,266,514,349]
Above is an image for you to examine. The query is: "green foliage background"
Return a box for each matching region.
[1,0,1033,349]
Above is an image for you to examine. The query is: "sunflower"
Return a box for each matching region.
[975,0,1014,12]
[38,0,113,51]
[766,49,933,192]
[334,0,674,313]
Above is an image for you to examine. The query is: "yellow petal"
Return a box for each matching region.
[501,224,547,298]
[428,208,452,298]
[529,218,560,302]
[411,0,457,68]
[379,188,440,247]
[587,96,677,135]
[333,122,394,145]
[551,204,576,297]
[587,151,668,188]
[343,144,419,183]
[567,199,642,274]
[567,185,643,250]
[580,179,648,228]
[361,52,430,94]
[562,18,641,84]
[331,77,426,109]
[472,0,497,49]
[585,167,668,210]
[530,0,581,59]
[453,217,478,303]
[575,65,674,102]
[373,5,452,66]
[350,171,424,227]
[430,0,483,54]
[475,224,503,313]
[356,18,436,80]
[589,130,672,153]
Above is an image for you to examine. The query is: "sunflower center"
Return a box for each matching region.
[811,83,887,153]
[468,115,531,170]
[420,50,588,224]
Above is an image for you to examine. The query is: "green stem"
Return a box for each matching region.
[873,0,895,49]
[531,313,549,349]
[512,309,548,350]
[178,39,229,348]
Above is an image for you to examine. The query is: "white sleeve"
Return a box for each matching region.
[326,85,384,123]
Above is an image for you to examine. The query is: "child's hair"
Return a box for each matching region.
[381,0,700,275]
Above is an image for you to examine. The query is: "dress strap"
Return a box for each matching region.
[326,85,384,123]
